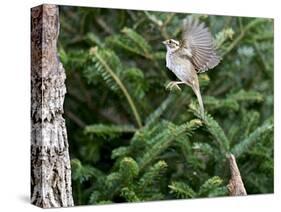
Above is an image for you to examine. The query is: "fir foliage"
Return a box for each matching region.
[59,6,273,205]
[169,181,196,198]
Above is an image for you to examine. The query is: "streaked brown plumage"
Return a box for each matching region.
[163,17,220,117]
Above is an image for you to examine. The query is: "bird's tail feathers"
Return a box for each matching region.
[192,86,205,119]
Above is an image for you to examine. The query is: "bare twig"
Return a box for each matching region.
[227,153,247,196]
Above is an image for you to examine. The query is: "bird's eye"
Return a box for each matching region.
[168,40,171,44]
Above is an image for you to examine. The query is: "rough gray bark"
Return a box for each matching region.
[227,153,247,196]
[31,4,74,208]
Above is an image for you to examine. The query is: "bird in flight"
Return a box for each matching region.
[163,17,220,118]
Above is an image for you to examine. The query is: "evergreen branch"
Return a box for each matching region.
[144,11,163,27]
[106,35,149,58]
[240,110,260,139]
[85,32,104,47]
[71,159,104,183]
[145,95,175,126]
[119,157,140,183]
[192,142,214,157]
[89,191,101,204]
[84,124,136,138]
[204,114,230,154]
[122,27,152,56]
[89,47,143,128]
[204,96,239,111]
[152,51,166,60]
[107,28,154,59]
[168,181,196,198]
[95,157,140,200]
[253,42,271,77]
[198,176,224,197]
[122,67,148,101]
[175,136,209,170]
[137,161,168,192]
[228,90,263,103]
[105,172,122,191]
[97,200,113,205]
[222,19,265,57]
[231,118,273,157]
[198,74,210,88]
[120,187,140,202]
[111,146,130,159]
[138,119,202,170]
[138,130,171,170]
[189,102,230,153]
[215,27,234,49]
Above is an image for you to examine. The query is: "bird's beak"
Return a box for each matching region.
[162,40,167,45]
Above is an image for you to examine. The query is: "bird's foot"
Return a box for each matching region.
[166,81,182,91]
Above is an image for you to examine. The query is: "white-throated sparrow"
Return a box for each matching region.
[163,17,220,117]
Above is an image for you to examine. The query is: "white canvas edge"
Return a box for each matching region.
[0,0,279,211]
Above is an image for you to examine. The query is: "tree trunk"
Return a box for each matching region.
[31,4,74,208]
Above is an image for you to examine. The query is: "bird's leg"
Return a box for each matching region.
[166,81,185,91]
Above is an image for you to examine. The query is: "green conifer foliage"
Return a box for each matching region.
[59,6,273,205]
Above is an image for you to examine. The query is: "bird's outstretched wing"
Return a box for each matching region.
[181,17,220,73]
